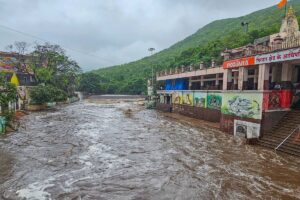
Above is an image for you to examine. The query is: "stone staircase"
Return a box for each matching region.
[258,110,300,157]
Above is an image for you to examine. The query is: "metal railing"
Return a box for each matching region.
[157,64,223,77]
[275,125,300,151]
[227,37,300,61]
[157,37,300,77]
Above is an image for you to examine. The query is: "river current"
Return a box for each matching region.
[0,98,300,200]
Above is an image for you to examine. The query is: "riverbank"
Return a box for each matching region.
[0,96,81,135]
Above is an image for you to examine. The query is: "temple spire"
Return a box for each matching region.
[287,6,295,17]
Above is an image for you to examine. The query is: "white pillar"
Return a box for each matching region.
[258,64,270,90]
[223,70,228,90]
[189,77,192,90]
[271,65,277,83]
[254,68,259,83]
[216,74,220,86]
[238,67,248,90]
[233,71,238,88]
[8,101,11,111]
[200,76,204,89]
[282,63,293,82]
[18,98,22,110]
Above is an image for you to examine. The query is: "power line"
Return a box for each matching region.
[0,23,115,65]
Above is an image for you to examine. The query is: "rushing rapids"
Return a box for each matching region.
[0,97,300,200]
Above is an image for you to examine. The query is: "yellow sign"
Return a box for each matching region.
[10,73,20,86]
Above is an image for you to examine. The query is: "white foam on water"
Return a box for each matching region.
[16,178,55,200]
[64,176,92,189]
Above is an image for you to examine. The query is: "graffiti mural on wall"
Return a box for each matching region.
[194,92,207,108]
[207,93,222,110]
[268,92,281,109]
[160,95,164,104]
[0,55,33,73]
[172,92,182,104]
[263,90,292,110]
[0,56,18,72]
[182,92,193,106]
[221,92,263,119]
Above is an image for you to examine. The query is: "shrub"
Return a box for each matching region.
[30,85,67,105]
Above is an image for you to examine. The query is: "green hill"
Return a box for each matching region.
[88,0,300,94]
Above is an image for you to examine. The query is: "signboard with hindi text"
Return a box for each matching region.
[255,47,300,65]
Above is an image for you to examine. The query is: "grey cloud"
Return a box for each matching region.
[0,0,277,71]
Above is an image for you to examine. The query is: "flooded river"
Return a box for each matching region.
[0,98,300,199]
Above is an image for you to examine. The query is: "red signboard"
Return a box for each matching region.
[223,57,255,69]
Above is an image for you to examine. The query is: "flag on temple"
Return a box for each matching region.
[277,0,287,9]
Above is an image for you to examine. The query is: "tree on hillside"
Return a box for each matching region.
[90,0,296,95]
[5,41,30,55]
[78,73,104,94]
[31,43,82,96]
[14,41,30,55]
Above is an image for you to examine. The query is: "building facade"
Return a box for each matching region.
[0,51,38,113]
[156,7,300,142]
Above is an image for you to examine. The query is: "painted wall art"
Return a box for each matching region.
[193,92,207,108]
[222,92,263,119]
[172,92,182,104]
[160,95,165,104]
[0,56,18,72]
[182,92,193,106]
[207,93,222,110]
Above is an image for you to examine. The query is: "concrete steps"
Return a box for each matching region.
[257,110,300,157]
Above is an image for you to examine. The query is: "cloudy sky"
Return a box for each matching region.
[0,0,280,71]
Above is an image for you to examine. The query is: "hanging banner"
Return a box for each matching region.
[255,47,300,65]
[223,57,255,69]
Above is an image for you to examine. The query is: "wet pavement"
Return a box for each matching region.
[0,99,300,200]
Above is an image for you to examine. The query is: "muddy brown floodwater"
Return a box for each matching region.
[0,97,300,200]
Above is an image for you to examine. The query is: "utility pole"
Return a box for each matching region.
[148,47,155,88]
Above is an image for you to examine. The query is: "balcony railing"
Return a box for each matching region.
[156,62,222,77]
[226,37,300,61]
[157,37,300,77]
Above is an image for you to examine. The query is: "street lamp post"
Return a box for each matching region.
[148,47,155,87]
[148,48,155,95]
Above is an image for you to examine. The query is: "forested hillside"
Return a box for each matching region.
[83,0,300,94]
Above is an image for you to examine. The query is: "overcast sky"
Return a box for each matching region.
[0,0,280,71]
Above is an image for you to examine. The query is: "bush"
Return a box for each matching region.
[30,85,67,105]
